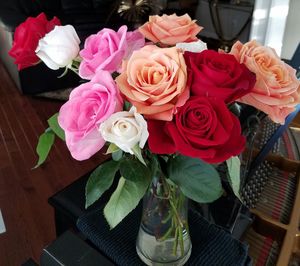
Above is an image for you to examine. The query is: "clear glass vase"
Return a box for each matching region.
[136,176,192,265]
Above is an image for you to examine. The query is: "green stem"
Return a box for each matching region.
[169,199,183,228]
[178,227,184,255]
[158,225,173,242]
[157,178,187,257]
[173,227,179,255]
[68,65,79,75]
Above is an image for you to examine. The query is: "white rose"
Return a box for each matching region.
[35,25,80,70]
[99,106,149,154]
[176,40,207,53]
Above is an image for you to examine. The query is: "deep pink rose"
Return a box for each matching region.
[9,13,61,70]
[148,96,245,163]
[79,25,145,79]
[58,71,123,160]
[184,50,256,103]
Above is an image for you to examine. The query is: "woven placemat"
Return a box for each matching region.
[77,206,251,266]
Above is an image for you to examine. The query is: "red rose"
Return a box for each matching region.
[9,13,61,70]
[184,50,256,103]
[148,96,245,163]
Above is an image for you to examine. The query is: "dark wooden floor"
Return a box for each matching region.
[0,63,107,265]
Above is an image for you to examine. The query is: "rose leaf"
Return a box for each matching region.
[132,145,146,166]
[106,143,120,154]
[47,113,65,141]
[167,155,223,203]
[112,149,123,161]
[226,156,241,200]
[120,159,151,182]
[33,129,55,169]
[85,160,120,208]
[104,176,150,229]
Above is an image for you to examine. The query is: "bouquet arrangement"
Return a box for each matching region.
[9,12,300,265]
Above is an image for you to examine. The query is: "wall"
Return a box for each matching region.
[281,0,300,59]
[250,0,290,57]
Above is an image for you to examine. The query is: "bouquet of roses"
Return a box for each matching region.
[9,12,300,264]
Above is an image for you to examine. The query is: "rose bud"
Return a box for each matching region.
[35,25,80,70]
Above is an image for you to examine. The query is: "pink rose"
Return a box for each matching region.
[139,13,202,46]
[58,71,123,160]
[116,45,189,121]
[230,40,300,124]
[79,25,145,79]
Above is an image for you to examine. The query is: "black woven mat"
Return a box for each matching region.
[77,205,251,266]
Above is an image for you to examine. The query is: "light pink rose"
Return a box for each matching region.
[139,13,202,46]
[58,71,123,160]
[230,40,300,124]
[79,25,145,79]
[116,45,189,121]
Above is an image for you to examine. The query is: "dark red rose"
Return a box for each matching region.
[9,13,61,70]
[184,50,256,103]
[148,96,245,163]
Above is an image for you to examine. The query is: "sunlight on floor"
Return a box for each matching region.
[0,209,6,234]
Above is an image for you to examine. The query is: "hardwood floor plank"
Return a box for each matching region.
[0,62,107,265]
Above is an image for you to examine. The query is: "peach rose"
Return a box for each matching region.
[139,14,203,46]
[230,40,300,124]
[116,45,189,121]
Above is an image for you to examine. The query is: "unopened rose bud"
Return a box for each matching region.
[36,25,80,70]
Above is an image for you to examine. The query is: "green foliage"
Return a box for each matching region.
[57,67,69,78]
[112,149,123,161]
[167,155,223,203]
[33,113,65,168]
[226,156,241,200]
[85,160,120,208]
[120,158,151,182]
[104,176,150,229]
[149,153,160,178]
[33,129,55,169]
[123,101,132,111]
[47,113,65,141]
[106,143,119,154]
[132,145,146,165]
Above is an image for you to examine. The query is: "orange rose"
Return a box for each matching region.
[230,40,300,124]
[138,14,202,46]
[116,45,189,121]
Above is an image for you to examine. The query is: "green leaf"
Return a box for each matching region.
[104,176,150,229]
[167,155,223,203]
[57,67,68,78]
[112,149,123,161]
[226,156,241,200]
[123,101,132,111]
[85,160,120,208]
[149,154,160,178]
[47,113,65,141]
[106,143,120,154]
[132,145,146,165]
[33,130,55,169]
[120,159,151,182]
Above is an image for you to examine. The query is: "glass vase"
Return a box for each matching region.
[136,176,192,265]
